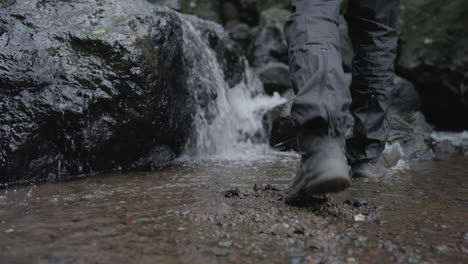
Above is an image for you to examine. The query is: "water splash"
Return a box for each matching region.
[180,19,287,161]
[378,142,407,171]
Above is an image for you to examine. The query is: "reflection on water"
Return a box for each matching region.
[0,154,466,263]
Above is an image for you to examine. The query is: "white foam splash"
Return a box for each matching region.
[383,141,405,157]
[378,142,407,170]
[431,131,468,147]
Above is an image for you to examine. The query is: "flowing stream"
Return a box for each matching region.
[0,155,466,263]
[0,12,467,264]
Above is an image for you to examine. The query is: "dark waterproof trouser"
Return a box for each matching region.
[284,0,399,164]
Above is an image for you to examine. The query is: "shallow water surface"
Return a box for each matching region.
[0,154,466,263]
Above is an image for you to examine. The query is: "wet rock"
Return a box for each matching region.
[227,23,252,51]
[120,219,137,225]
[146,0,181,10]
[243,0,290,14]
[264,184,281,191]
[222,0,290,27]
[345,73,421,116]
[432,140,457,154]
[385,112,434,160]
[353,214,366,222]
[431,131,468,155]
[0,0,249,184]
[132,145,176,170]
[388,76,421,115]
[382,240,397,253]
[224,188,240,198]
[356,235,368,244]
[270,116,296,151]
[209,248,229,257]
[432,244,448,255]
[248,8,290,67]
[256,62,291,95]
[218,240,233,248]
[222,2,240,25]
[352,198,368,208]
[397,0,468,130]
[180,0,222,23]
[293,226,305,235]
[269,88,296,151]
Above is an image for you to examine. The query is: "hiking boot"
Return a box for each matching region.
[351,162,386,178]
[285,132,351,204]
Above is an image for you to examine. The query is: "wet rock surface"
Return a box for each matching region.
[0,0,248,184]
[397,0,468,130]
[431,131,468,157]
[0,156,466,263]
[385,111,434,161]
[247,7,290,67]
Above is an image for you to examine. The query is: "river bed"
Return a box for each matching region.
[0,154,466,263]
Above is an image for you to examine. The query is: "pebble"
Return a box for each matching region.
[433,244,448,255]
[120,219,137,225]
[353,198,369,207]
[353,214,366,222]
[211,248,229,257]
[218,240,232,248]
[357,235,368,243]
[382,240,397,252]
[224,188,240,198]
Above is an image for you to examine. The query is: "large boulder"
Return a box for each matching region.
[397,0,468,130]
[0,0,248,184]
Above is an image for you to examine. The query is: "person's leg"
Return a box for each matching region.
[284,0,353,136]
[344,0,399,175]
[283,0,353,202]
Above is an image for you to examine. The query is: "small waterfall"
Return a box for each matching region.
[180,19,287,160]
